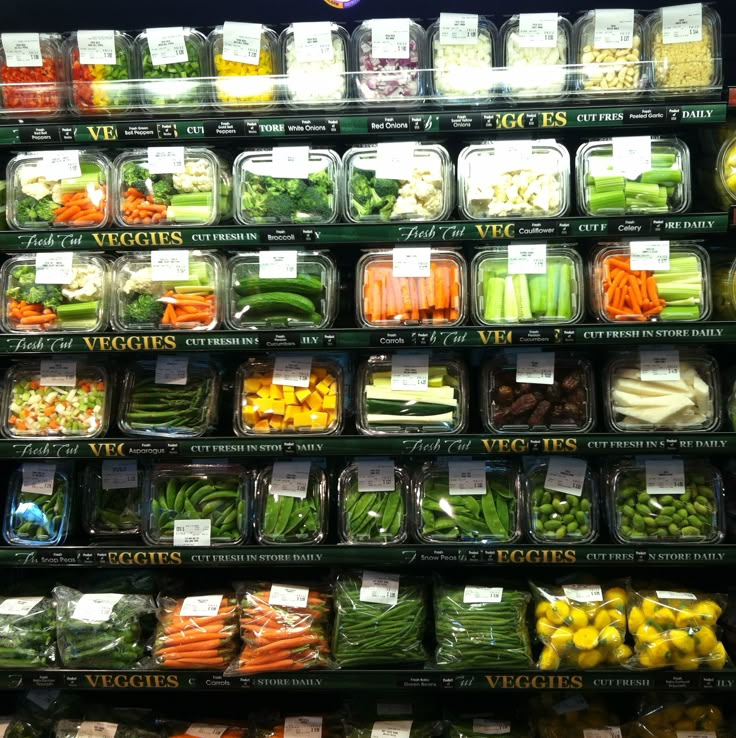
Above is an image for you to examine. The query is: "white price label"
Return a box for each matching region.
[439,13,479,45]
[272,355,312,388]
[463,586,503,604]
[77,723,118,738]
[645,458,686,495]
[35,251,75,284]
[494,140,534,170]
[147,146,185,174]
[0,724,8,738]
[259,250,298,279]
[656,590,697,600]
[146,27,188,65]
[612,136,651,180]
[392,246,431,278]
[155,355,188,385]
[360,570,400,605]
[472,722,510,735]
[507,243,547,275]
[180,594,223,617]
[544,458,587,497]
[563,584,603,603]
[0,596,43,616]
[222,21,262,64]
[376,141,416,181]
[72,593,123,623]
[173,519,212,547]
[101,460,138,490]
[40,150,82,181]
[151,249,190,281]
[516,352,555,385]
[518,13,559,48]
[371,722,412,738]
[593,9,635,49]
[377,706,412,718]
[371,19,410,59]
[293,22,334,63]
[357,459,395,492]
[629,241,670,271]
[272,146,311,180]
[677,733,716,738]
[187,726,228,738]
[662,3,703,44]
[40,358,76,387]
[449,460,487,496]
[78,30,117,65]
[269,583,310,608]
[284,718,322,738]
[1,33,42,67]
[584,730,621,738]
[639,349,681,381]
[271,461,312,499]
[553,695,589,715]
[21,463,56,496]
[390,353,429,391]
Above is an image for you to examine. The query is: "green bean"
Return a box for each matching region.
[0,596,55,667]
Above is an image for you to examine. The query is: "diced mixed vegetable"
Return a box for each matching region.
[0,34,63,112]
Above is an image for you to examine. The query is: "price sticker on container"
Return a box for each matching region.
[662,3,703,44]
[0,722,10,738]
[284,718,322,738]
[259,250,298,279]
[391,353,429,391]
[630,240,670,271]
[357,459,395,492]
[563,584,603,603]
[376,141,416,181]
[583,729,621,738]
[1,33,42,67]
[0,596,43,616]
[612,135,651,180]
[471,722,510,735]
[180,594,223,617]
[656,590,697,600]
[645,458,686,495]
[40,358,77,387]
[102,460,139,491]
[449,460,487,496]
[269,583,310,608]
[155,355,189,385]
[507,243,547,275]
[72,593,123,622]
[222,21,262,64]
[593,9,635,49]
[272,146,311,180]
[40,150,82,181]
[78,30,117,65]
[392,246,431,278]
[439,13,479,44]
[293,22,334,63]
[271,461,312,499]
[77,723,118,738]
[639,349,680,381]
[371,722,413,738]
[360,570,400,605]
[518,13,559,48]
[370,18,411,59]
[463,587,504,604]
[272,354,312,388]
[516,352,555,385]
[146,26,188,65]
[147,146,185,174]
[544,457,588,497]
[21,463,56,496]
[677,733,716,738]
[494,139,534,171]
[187,727,227,738]
[151,249,189,281]
[173,519,211,547]
[35,251,75,285]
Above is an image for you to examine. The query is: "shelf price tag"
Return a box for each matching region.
[357,459,395,492]
[187,727,228,738]
[173,519,211,547]
[22,463,56,496]
[662,3,702,44]
[40,150,82,181]
[371,722,413,738]
[391,353,429,391]
[563,584,603,603]
[439,13,479,44]
[269,583,310,608]
[40,358,77,387]
[370,18,410,59]
[35,251,75,284]
[273,355,312,388]
[180,594,223,617]
[463,586,503,604]
[639,349,680,381]
[544,458,587,497]
[507,243,547,275]
[612,135,651,180]
[677,733,716,738]
[0,596,43,616]
[516,352,555,385]
[146,27,188,65]
[284,718,322,738]
[156,355,189,385]
[656,590,697,600]
[272,146,311,180]
[77,723,118,738]
[593,9,635,49]
[78,30,117,65]
[630,240,670,271]
[147,146,185,175]
[360,570,400,605]
[449,460,487,496]
[271,461,312,499]
[377,141,416,181]
[392,246,431,278]
[293,22,334,63]
[1,33,42,67]
[72,593,123,622]
[518,13,559,48]
[102,460,138,490]
[472,722,510,735]
[222,21,262,64]
[259,250,298,279]
[151,249,189,280]
[645,458,686,495]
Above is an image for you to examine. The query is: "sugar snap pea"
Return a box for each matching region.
[82,465,140,538]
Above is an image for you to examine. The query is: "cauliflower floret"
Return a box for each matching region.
[61,265,103,302]
[172,158,213,193]
[122,267,153,295]
[22,181,54,200]
[391,194,421,218]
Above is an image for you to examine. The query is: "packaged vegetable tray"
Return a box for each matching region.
[0,595,56,667]
[82,461,142,539]
[6,150,112,230]
[111,251,222,332]
[628,696,726,738]
[709,249,736,320]
[233,148,340,225]
[0,253,110,334]
[533,697,620,738]
[714,136,736,209]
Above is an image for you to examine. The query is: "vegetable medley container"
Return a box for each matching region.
[590,242,710,323]
[472,245,583,325]
[0,253,110,334]
[226,251,337,330]
[457,141,570,220]
[233,148,340,225]
[81,462,141,539]
[111,251,222,332]
[357,248,466,327]
[6,150,112,230]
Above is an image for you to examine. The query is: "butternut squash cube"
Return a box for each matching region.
[269,384,283,400]
[243,406,258,426]
[295,388,311,404]
[310,412,328,429]
[294,411,315,428]
[254,419,271,432]
[244,378,262,393]
[315,380,331,396]
[256,386,271,399]
[269,415,284,431]
[306,392,323,411]
[322,394,337,411]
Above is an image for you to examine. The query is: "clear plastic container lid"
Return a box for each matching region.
[356,353,468,435]
[81,462,141,539]
[337,460,410,544]
[590,241,711,323]
[524,457,598,544]
[603,350,720,433]
[576,136,691,216]
[412,459,521,543]
[472,244,583,325]
[233,148,341,225]
[457,140,570,220]
[110,251,222,332]
[208,24,279,109]
[352,19,427,104]
[280,23,350,107]
[0,253,111,334]
[343,143,453,223]
[1,360,110,439]
[482,351,595,434]
[3,463,72,546]
[225,250,337,330]
[254,461,327,544]
[356,248,466,327]
[606,456,724,544]
[6,150,112,230]
[711,248,736,320]
[143,463,249,546]
[234,355,343,436]
[117,356,220,438]
[64,31,135,115]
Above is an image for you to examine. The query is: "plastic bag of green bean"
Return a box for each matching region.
[447,714,529,738]
[82,462,142,539]
[332,570,428,667]
[0,595,56,668]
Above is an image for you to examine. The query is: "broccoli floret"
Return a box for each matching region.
[15,196,56,225]
[152,178,174,205]
[285,179,308,200]
[296,188,332,221]
[121,162,150,194]
[379,195,397,221]
[124,294,165,324]
[23,285,48,305]
[373,178,401,198]
[263,192,295,220]
[350,172,374,206]
[10,266,36,287]
[307,170,333,195]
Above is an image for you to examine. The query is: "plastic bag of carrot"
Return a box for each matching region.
[163,723,246,738]
[154,593,239,669]
[252,714,342,738]
[227,581,331,674]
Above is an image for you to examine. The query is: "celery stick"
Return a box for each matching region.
[56,301,99,322]
[591,175,626,192]
[514,274,532,321]
[556,263,572,320]
[482,270,494,320]
[640,169,683,186]
[589,190,626,213]
[484,277,505,322]
[529,274,547,315]
[58,173,102,194]
[544,262,560,318]
[651,152,677,167]
[624,181,662,199]
[660,305,701,320]
[657,289,701,302]
[504,277,518,322]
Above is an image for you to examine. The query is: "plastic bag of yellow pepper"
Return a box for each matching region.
[623,695,725,738]
[534,694,621,738]
[532,580,631,670]
[627,587,728,670]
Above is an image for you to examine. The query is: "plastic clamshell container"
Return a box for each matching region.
[714,136,736,208]
[233,148,341,225]
[1,360,110,440]
[499,15,572,99]
[0,253,111,334]
[343,143,454,223]
[524,458,599,544]
[427,16,498,103]
[472,245,584,325]
[711,249,736,320]
[590,241,711,323]
[356,248,466,328]
[117,356,220,438]
[337,461,410,544]
[234,356,343,436]
[208,25,279,110]
[134,27,208,112]
[143,463,249,547]
[6,150,112,231]
[81,462,141,539]
[3,463,72,546]
[254,461,328,544]
[225,251,337,330]
[110,251,222,332]
[352,19,427,105]
[0,33,64,116]
[482,352,595,434]
[412,459,521,544]
[603,351,721,433]
[644,5,722,94]
[572,11,647,95]
[457,141,570,220]
[576,136,692,216]
[606,457,725,544]
[356,354,468,435]
[64,31,135,115]
[280,23,350,108]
